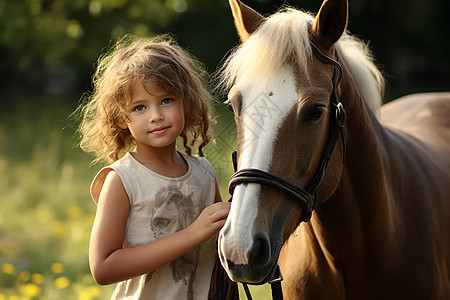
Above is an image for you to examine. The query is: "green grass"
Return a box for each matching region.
[0,95,115,299]
[0,94,270,299]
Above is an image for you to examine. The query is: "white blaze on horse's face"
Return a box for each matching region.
[219,65,298,272]
[239,66,298,170]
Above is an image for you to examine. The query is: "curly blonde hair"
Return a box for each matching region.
[76,34,213,164]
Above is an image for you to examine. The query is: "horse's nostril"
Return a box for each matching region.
[248,234,270,270]
[226,259,235,268]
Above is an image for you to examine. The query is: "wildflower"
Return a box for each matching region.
[19,271,31,282]
[36,207,52,222]
[78,290,92,300]
[31,273,45,284]
[67,206,83,219]
[88,286,102,297]
[20,283,41,298]
[51,221,67,238]
[1,263,15,274]
[51,262,64,274]
[78,286,102,300]
[54,276,70,289]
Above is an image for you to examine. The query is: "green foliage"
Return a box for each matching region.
[1,0,449,100]
[0,0,184,95]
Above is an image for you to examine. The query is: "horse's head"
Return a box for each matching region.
[218,0,349,284]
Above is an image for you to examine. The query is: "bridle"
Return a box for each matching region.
[226,40,347,299]
[229,40,346,223]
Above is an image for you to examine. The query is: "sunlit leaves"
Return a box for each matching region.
[0,0,189,93]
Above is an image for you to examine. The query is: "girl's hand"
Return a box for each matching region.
[187,202,231,245]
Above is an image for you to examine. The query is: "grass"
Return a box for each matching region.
[0,95,115,299]
[0,94,270,299]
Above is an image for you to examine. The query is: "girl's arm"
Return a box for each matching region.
[89,170,230,285]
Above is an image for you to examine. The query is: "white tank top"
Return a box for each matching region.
[90,153,217,300]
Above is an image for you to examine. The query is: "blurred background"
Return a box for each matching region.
[0,0,448,299]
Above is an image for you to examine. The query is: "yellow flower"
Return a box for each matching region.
[20,283,41,298]
[67,206,82,219]
[88,286,102,297]
[78,286,102,300]
[19,271,31,282]
[36,207,52,222]
[54,276,70,289]
[1,263,15,274]
[51,221,68,238]
[31,273,45,284]
[51,262,64,274]
[0,293,6,300]
[78,290,92,300]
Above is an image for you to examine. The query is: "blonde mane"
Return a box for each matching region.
[220,7,385,115]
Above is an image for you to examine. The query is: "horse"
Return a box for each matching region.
[217,0,450,298]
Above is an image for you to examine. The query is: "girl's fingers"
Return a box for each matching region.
[213,219,227,229]
[209,203,231,221]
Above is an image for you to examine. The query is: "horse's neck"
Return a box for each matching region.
[307,69,398,281]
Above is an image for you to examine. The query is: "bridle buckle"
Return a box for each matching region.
[268,265,284,284]
[335,102,347,128]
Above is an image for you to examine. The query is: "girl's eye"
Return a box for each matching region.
[133,105,146,112]
[161,98,173,105]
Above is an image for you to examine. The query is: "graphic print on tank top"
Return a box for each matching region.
[149,181,204,300]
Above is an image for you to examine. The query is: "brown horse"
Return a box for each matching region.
[217,0,450,298]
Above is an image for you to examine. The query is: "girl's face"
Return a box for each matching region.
[121,80,185,152]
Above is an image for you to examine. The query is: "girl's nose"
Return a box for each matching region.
[149,107,164,123]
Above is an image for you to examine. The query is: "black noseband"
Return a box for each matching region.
[229,168,315,220]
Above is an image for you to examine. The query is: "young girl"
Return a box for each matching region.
[76,34,231,299]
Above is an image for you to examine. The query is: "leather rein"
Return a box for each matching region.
[227,40,347,299]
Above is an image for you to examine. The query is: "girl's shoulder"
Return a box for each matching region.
[182,154,215,178]
[90,153,135,204]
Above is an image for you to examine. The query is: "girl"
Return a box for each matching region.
[76,34,231,299]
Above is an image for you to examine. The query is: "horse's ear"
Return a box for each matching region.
[312,0,348,50]
[229,0,266,42]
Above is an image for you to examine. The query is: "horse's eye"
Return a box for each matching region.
[228,103,235,114]
[306,105,326,122]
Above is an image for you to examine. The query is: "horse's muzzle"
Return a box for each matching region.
[218,227,281,284]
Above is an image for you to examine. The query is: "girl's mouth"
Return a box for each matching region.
[150,126,170,135]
